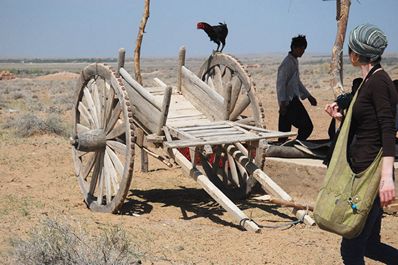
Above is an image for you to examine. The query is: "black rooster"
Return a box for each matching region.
[197,22,228,52]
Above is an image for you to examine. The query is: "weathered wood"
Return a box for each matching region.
[156,86,172,135]
[77,123,90,133]
[78,102,95,128]
[254,195,314,211]
[181,66,225,121]
[213,65,224,94]
[225,144,315,226]
[117,48,126,77]
[223,83,232,120]
[230,76,242,114]
[120,68,161,110]
[164,135,263,149]
[134,0,150,85]
[106,140,127,156]
[79,152,96,180]
[92,82,103,128]
[154,77,167,88]
[123,82,162,133]
[188,128,238,135]
[75,129,106,152]
[197,53,264,127]
[330,0,351,98]
[88,152,102,195]
[103,82,115,129]
[177,46,186,93]
[103,151,113,204]
[178,122,230,131]
[105,101,122,134]
[230,94,250,121]
[73,63,135,213]
[171,148,260,232]
[83,87,100,128]
[227,154,240,187]
[106,146,124,178]
[106,120,126,140]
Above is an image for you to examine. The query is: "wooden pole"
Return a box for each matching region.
[171,148,260,232]
[117,48,126,77]
[177,46,186,93]
[225,144,315,226]
[134,0,150,86]
[330,0,351,98]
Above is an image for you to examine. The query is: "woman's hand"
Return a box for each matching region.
[380,157,396,207]
[324,102,343,121]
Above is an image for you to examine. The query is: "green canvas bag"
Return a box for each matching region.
[314,84,382,239]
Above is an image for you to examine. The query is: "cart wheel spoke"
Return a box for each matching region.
[106,120,126,140]
[78,102,96,128]
[77,123,90,133]
[227,154,240,187]
[230,76,242,113]
[83,87,100,128]
[106,146,124,178]
[107,140,127,156]
[80,152,97,181]
[105,101,122,134]
[89,152,103,195]
[96,166,104,204]
[213,65,223,94]
[207,76,215,89]
[103,82,115,128]
[92,80,104,128]
[230,94,251,120]
[104,150,120,195]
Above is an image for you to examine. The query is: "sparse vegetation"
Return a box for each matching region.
[10,218,142,265]
[3,113,69,137]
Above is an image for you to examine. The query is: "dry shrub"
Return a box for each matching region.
[10,218,142,265]
[4,113,69,137]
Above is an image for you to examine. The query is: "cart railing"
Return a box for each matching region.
[180,66,227,121]
[118,60,172,136]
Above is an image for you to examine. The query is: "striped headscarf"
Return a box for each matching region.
[348,24,388,62]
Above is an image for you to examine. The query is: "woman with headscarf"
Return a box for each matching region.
[325,24,398,264]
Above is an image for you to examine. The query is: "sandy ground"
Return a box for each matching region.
[0,56,397,264]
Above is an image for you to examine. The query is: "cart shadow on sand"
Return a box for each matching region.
[117,186,297,230]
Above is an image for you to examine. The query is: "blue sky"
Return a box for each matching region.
[0,0,397,59]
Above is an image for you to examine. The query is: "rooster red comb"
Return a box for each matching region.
[196,22,209,29]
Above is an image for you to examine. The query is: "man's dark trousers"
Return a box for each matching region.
[278,96,313,142]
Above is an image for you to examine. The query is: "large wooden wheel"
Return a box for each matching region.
[198,53,265,127]
[71,63,135,213]
[198,54,266,197]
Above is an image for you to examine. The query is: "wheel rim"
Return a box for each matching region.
[198,53,265,127]
[71,63,134,213]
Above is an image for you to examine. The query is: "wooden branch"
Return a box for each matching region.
[134,0,150,85]
[330,0,351,98]
[253,195,314,211]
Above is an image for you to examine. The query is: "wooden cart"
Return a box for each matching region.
[71,47,314,232]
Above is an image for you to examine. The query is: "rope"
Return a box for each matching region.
[241,206,310,230]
